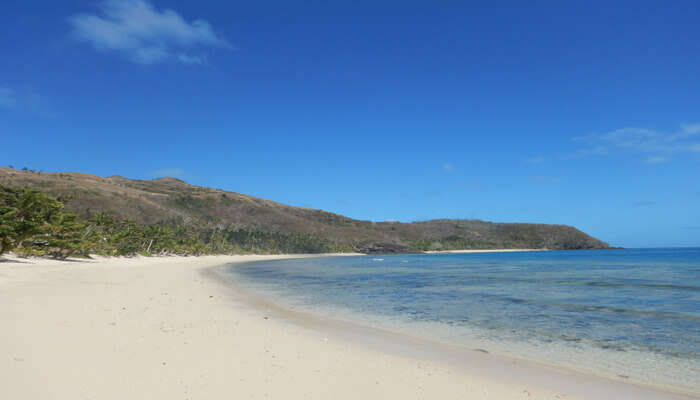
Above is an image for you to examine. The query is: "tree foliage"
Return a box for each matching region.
[0,187,68,256]
[0,185,352,258]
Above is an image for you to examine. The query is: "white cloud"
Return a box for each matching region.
[645,155,670,164]
[177,53,207,65]
[69,0,229,65]
[574,123,700,163]
[0,87,16,108]
[442,163,454,172]
[0,87,52,115]
[674,123,700,139]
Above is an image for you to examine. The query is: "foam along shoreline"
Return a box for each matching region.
[423,248,548,254]
[1,254,695,400]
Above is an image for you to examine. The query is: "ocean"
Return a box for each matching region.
[221,249,700,394]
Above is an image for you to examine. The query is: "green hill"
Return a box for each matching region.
[0,167,611,254]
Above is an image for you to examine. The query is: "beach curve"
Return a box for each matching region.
[1,254,695,400]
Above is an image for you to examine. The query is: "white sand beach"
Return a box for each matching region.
[1,254,694,400]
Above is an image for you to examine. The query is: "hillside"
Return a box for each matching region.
[0,168,611,253]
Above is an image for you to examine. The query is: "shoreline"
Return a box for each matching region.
[212,260,698,399]
[1,254,696,399]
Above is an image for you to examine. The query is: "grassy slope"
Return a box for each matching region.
[0,168,611,252]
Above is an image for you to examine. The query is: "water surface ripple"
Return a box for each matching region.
[224,248,700,393]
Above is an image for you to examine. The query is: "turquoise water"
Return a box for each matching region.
[223,249,700,393]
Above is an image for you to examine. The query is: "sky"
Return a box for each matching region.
[1,0,699,248]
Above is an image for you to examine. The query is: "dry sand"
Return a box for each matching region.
[1,254,694,400]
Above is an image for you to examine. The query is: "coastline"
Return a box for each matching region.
[1,254,695,400]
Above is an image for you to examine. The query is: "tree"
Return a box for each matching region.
[43,213,89,259]
[0,187,63,255]
[1,185,351,258]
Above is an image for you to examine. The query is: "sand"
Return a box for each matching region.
[1,254,694,400]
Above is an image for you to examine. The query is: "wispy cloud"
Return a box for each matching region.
[177,53,207,65]
[151,167,184,177]
[644,155,670,164]
[0,86,52,115]
[0,87,16,108]
[442,163,454,173]
[574,123,700,163]
[69,0,230,65]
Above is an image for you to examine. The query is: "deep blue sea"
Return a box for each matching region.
[223,249,700,393]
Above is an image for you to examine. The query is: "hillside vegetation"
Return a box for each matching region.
[0,167,611,257]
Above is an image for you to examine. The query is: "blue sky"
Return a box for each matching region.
[1,0,699,247]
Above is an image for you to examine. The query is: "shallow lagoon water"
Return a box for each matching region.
[224,249,700,393]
